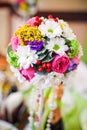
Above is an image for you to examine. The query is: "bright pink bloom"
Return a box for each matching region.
[20,67,35,81]
[11,36,20,51]
[26,16,42,26]
[52,55,69,73]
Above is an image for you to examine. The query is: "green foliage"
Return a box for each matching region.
[7,45,20,68]
[82,37,87,65]
[65,39,79,58]
[36,47,53,62]
[63,90,87,130]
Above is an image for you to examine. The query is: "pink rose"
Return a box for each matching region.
[52,55,69,73]
[26,16,42,26]
[26,17,36,26]
[11,36,20,51]
[19,67,35,81]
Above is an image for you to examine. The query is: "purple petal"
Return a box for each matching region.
[27,40,43,51]
[68,60,78,71]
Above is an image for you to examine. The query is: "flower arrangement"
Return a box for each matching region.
[7,15,82,89]
[7,15,82,130]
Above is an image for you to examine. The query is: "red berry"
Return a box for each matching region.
[54,18,58,22]
[34,22,38,26]
[35,16,39,21]
[36,60,41,65]
[38,67,43,72]
[47,63,51,68]
[47,68,51,72]
[48,14,53,19]
[42,63,47,68]
[39,19,42,24]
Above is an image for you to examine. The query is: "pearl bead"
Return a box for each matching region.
[30,111,33,116]
[49,112,53,119]
[49,102,57,110]
[47,123,51,128]
[46,128,51,130]
[47,119,51,123]
[28,116,33,122]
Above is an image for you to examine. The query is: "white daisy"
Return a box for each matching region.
[16,45,38,69]
[59,20,76,40]
[63,27,76,40]
[46,37,69,55]
[38,19,62,38]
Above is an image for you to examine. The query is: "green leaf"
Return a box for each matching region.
[36,48,47,55]
[7,45,12,55]
[38,54,47,60]
[36,47,53,62]
[42,51,53,62]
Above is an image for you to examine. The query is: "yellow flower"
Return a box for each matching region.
[19,2,28,11]
[60,23,66,28]
[15,25,44,45]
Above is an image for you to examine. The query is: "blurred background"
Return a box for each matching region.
[0,0,87,130]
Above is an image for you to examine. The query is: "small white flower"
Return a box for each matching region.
[39,19,62,38]
[29,72,64,89]
[10,66,26,83]
[59,20,76,40]
[63,27,76,40]
[16,45,38,69]
[46,37,68,55]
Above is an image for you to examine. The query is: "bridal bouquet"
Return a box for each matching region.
[7,15,82,130]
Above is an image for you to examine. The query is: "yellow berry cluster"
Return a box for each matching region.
[15,25,44,45]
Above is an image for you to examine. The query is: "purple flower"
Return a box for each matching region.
[68,57,79,71]
[28,40,43,51]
